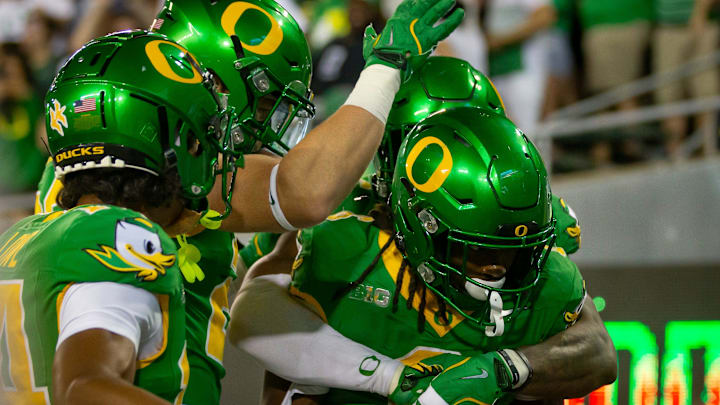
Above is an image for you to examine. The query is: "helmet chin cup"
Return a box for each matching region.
[464,277,506,301]
[463,277,514,337]
[485,291,511,337]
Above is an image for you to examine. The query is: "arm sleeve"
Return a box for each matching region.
[229,273,403,396]
[57,282,164,361]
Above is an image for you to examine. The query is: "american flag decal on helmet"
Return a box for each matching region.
[150,18,164,31]
[74,98,96,113]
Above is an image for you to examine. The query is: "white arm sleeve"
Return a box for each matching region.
[57,282,164,361]
[229,274,403,396]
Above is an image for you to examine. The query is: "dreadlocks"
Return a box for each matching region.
[334,202,449,333]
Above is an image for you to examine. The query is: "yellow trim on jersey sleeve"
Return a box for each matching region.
[253,234,263,256]
[138,294,169,369]
[55,282,75,332]
[289,285,329,323]
[453,398,490,405]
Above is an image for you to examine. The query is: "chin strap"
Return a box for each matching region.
[464,277,513,337]
[485,292,514,337]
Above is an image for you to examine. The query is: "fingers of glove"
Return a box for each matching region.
[363,24,379,58]
[429,8,465,43]
[364,24,378,41]
[419,0,457,26]
[393,0,436,21]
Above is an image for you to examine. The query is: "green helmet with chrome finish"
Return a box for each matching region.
[46,30,241,214]
[391,106,555,336]
[374,56,505,199]
[153,0,315,154]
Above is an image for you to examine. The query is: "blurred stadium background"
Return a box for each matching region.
[0,0,718,404]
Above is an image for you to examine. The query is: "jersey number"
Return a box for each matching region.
[0,280,50,404]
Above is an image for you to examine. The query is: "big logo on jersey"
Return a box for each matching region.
[85,219,176,281]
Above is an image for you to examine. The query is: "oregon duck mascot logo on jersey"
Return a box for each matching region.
[85,220,176,281]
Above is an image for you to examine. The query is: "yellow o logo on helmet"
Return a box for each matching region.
[515,225,528,237]
[405,136,454,194]
[145,40,202,84]
[221,2,284,55]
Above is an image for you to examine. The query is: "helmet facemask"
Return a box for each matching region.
[415,209,556,336]
[232,56,315,155]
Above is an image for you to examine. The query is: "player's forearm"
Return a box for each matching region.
[275,65,401,228]
[517,298,617,398]
[59,377,171,405]
[276,105,385,227]
[228,273,401,395]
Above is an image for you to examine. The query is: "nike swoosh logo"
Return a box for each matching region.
[461,370,488,379]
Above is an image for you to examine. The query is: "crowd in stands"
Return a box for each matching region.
[0,0,718,198]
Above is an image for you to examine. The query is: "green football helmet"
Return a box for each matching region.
[374,56,506,199]
[391,107,555,336]
[46,31,241,214]
[153,0,315,154]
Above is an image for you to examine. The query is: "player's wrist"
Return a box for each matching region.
[343,64,401,124]
[495,349,533,391]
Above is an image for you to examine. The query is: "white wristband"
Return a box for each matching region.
[269,164,297,231]
[343,64,401,124]
[499,349,532,390]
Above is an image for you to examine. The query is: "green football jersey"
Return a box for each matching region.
[290,215,586,404]
[0,205,188,404]
[240,232,282,269]
[181,229,240,405]
[33,159,239,405]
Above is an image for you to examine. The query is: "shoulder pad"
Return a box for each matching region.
[48,206,181,294]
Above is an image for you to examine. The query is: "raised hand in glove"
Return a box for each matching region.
[363,0,464,70]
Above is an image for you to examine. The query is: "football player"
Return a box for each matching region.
[149,0,464,232]
[0,31,238,404]
[154,2,465,404]
[33,1,464,403]
[235,56,582,272]
[232,107,615,404]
